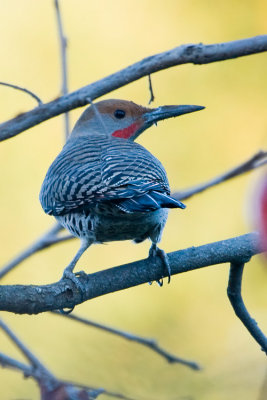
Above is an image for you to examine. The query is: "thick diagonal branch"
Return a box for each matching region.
[0,35,266,141]
[0,232,260,314]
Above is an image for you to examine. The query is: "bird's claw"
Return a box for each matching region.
[149,245,171,286]
[156,278,164,287]
[62,269,88,295]
[59,306,75,315]
[60,269,88,313]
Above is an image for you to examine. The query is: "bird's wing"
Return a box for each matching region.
[40,138,185,216]
[40,138,103,216]
[99,141,185,213]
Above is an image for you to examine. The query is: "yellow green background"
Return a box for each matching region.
[0,1,267,399]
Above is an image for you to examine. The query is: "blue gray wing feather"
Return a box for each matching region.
[39,137,185,216]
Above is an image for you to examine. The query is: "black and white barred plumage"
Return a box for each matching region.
[40,135,184,244]
[39,99,204,284]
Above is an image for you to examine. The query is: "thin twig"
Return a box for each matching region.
[52,311,200,370]
[1,35,267,141]
[0,232,260,314]
[227,262,267,355]
[0,318,58,387]
[54,0,70,139]
[86,97,109,136]
[0,352,34,377]
[148,74,155,104]
[173,150,267,201]
[0,223,74,280]
[0,81,42,106]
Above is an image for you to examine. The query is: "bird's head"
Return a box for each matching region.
[70,99,204,141]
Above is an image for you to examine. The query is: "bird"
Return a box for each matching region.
[40,99,204,289]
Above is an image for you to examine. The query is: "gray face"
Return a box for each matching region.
[70,99,149,140]
[69,99,205,141]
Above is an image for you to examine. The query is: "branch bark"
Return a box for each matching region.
[227,262,267,354]
[0,35,266,141]
[0,232,260,314]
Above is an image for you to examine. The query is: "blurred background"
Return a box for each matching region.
[0,1,267,399]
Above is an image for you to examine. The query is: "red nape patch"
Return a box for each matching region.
[112,122,139,139]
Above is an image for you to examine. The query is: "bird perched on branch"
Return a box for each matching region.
[40,99,204,288]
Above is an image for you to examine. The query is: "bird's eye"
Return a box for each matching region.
[114,109,126,119]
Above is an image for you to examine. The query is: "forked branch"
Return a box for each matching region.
[0,318,134,399]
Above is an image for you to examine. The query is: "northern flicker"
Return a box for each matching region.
[40,99,204,288]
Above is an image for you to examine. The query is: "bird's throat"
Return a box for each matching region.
[112,122,140,139]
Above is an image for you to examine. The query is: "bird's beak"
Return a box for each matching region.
[131,104,205,140]
[143,104,205,127]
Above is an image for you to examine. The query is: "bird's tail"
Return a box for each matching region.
[151,191,186,209]
[116,191,186,213]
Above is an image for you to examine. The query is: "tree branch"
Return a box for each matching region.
[0,318,57,386]
[0,81,42,105]
[54,0,70,139]
[227,262,267,355]
[52,311,200,370]
[173,150,267,200]
[0,232,260,314]
[0,223,74,280]
[0,35,266,141]
[0,352,36,378]
[0,326,129,400]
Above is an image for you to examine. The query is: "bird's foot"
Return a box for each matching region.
[62,269,88,294]
[60,269,88,314]
[149,244,171,286]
